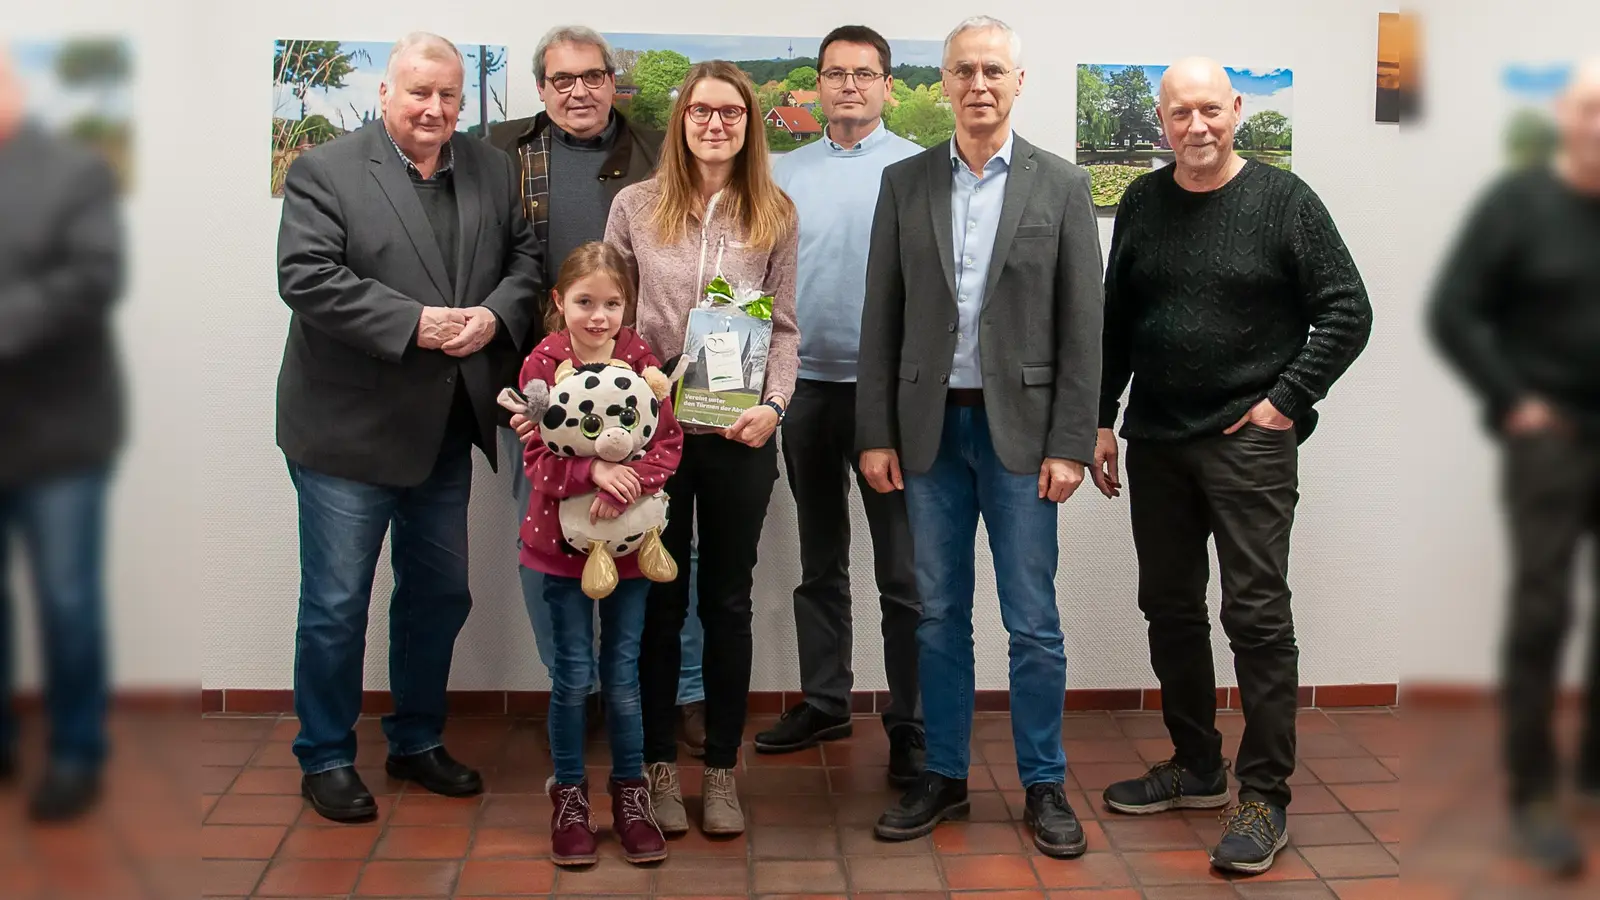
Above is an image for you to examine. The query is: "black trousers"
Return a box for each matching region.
[1126,425,1300,808]
[1500,432,1600,807]
[640,432,779,768]
[780,380,922,731]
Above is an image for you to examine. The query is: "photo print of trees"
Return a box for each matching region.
[1077,64,1293,211]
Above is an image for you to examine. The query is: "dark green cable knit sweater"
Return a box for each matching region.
[1098,160,1373,443]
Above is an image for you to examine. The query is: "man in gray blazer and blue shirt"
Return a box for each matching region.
[858,17,1103,858]
[275,32,541,822]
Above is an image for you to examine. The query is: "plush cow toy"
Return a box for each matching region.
[498,356,686,600]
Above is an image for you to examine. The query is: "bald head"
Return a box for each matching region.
[1557,57,1600,184]
[1157,57,1243,183]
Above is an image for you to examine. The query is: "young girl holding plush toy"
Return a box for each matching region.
[506,241,683,866]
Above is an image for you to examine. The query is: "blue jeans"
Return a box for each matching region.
[544,574,649,784]
[902,407,1067,788]
[288,438,474,774]
[503,428,705,702]
[0,469,110,768]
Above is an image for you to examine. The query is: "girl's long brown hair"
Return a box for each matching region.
[647,60,795,252]
[543,241,637,336]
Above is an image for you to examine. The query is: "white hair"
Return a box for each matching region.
[532,25,618,86]
[384,32,464,84]
[943,16,1023,69]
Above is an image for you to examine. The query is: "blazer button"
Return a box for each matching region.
[939,373,949,384]
[947,322,956,332]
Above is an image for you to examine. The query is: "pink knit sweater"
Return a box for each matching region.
[604,179,800,423]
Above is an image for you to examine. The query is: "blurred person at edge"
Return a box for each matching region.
[0,45,123,821]
[1428,58,1600,880]
[275,32,542,823]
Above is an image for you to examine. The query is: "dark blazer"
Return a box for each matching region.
[0,124,124,488]
[856,134,1105,475]
[486,110,661,348]
[276,122,543,487]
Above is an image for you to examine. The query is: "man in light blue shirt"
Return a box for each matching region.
[755,25,926,786]
[948,131,1012,387]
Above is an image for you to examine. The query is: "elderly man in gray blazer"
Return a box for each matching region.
[857,16,1103,858]
[275,32,541,822]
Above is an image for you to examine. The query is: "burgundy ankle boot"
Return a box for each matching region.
[612,777,668,864]
[547,778,598,866]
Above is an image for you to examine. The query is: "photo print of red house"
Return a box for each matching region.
[765,105,821,139]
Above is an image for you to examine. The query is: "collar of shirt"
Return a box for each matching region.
[949,129,1014,178]
[384,124,454,181]
[823,119,889,154]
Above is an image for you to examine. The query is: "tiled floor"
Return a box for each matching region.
[196,708,1419,898]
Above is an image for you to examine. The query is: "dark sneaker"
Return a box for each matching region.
[874,772,969,840]
[612,777,668,864]
[888,726,926,788]
[1025,782,1087,858]
[547,777,598,867]
[754,702,852,754]
[1103,758,1230,815]
[1209,801,1289,875]
[1513,800,1585,878]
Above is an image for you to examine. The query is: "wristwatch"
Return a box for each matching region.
[761,399,786,424]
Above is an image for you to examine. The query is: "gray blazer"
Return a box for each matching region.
[276,122,542,487]
[856,134,1105,475]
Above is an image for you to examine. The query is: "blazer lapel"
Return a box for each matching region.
[451,142,480,308]
[980,138,1036,311]
[925,150,959,304]
[366,126,452,304]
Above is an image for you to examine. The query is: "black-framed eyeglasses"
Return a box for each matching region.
[687,104,748,125]
[547,68,610,92]
[942,62,1013,84]
[820,68,885,88]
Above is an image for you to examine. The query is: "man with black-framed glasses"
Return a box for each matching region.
[757,26,925,785]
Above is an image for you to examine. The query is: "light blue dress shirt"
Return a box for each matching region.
[948,130,1014,389]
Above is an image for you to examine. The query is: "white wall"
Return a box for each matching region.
[23,0,1509,694]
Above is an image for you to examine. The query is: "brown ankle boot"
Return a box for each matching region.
[547,777,598,866]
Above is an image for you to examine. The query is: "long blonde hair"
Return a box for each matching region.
[647,60,795,252]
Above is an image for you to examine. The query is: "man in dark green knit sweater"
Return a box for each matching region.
[1093,58,1372,876]
[1428,59,1600,880]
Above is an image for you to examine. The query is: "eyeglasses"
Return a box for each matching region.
[547,69,610,92]
[942,62,1014,84]
[686,104,748,125]
[820,68,885,88]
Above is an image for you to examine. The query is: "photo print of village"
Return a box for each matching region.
[601,33,952,153]
[270,39,510,196]
[1077,64,1293,210]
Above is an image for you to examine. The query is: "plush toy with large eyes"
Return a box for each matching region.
[498,356,686,600]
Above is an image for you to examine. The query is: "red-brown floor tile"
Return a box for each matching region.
[1101,816,1207,852]
[1280,785,1345,814]
[455,858,557,895]
[254,859,363,896]
[847,854,944,891]
[654,857,750,895]
[1047,890,1142,900]
[201,717,277,741]
[970,790,1019,822]
[296,799,394,825]
[1300,844,1400,879]
[269,719,302,741]
[1112,713,1170,739]
[827,765,897,794]
[200,824,288,860]
[203,741,261,767]
[1294,733,1370,759]
[989,764,1024,792]
[1354,811,1399,844]
[753,859,848,894]
[752,824,840,858]
[741,766,830,796]
[552,861,654,894]
[981,740,1020,762]
[203,793,220,818]
[941,853,1040,890]
[666,826,751,857]
[278,824,382,858]
[1032,851,1134,889]
[355,860,461,896]
[1301,758,1395,785]
[374,824,473,859]
[1065,713,1128,739]
[1140,885,1239,899]
[948,892,1044,900]
[1132,738,1177,763]
[1070,762,1152,792]
[251,741,301,768]
[933,821,1026,854]
[202,766,242,793]
[748,744,826,766]
[1325,783,1397,813]
[1285,813,1378,846]
[201,859,267,896]
[470,825,551,858]
[839,825,933,856]
[479,794,551,827]
[1122,850,1217,885]
[1233,882,1339,898]
[752,895,848,900]
[820,741,889,767]
[1065,740,1144,763]
[231,766,307,795]
[388,792,483,826]
[1327,878,1403,899]
[207,794,306,826]
[749,793,835,825]
[833,792,900,825]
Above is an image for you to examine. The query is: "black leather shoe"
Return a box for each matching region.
[874,772,968,840]
[887,725,926,788]
[755,702,852,753]
[1025,782,1087,858]
[28,765,101,822]
[301,766,377,823]
[386,747,483,797]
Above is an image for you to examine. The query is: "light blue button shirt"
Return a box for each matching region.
[948,131,1013,389]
